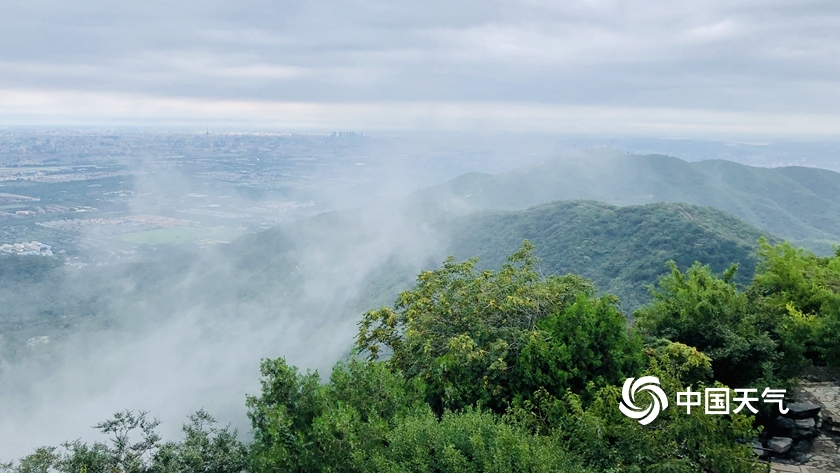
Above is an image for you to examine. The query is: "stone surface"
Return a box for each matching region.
[769,437,794,454]
[765,383,840,473]
[790,452,808,464]
[792,439,811,454]
[776,417,797,430]
[786,401,822,419]
[795,418,817,430]
[753,439,768,458]
[809,436,838,455]
[769,463,800,472]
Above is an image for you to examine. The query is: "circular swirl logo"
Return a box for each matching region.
[619,376,669,425]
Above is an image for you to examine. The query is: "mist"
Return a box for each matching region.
[0,131,568,460]
[3,129,840,461]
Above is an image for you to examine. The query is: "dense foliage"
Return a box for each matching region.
[356,241,643,412]
[247,243,761,472]
[635,238,840,391]
[5,238,840,472]
[750,239,840,367]
[447,200,770,310]
[0,410,247,473]
[634,261,777,389]
[0,200,770,364]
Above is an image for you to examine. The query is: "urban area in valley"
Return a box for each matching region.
[0,130,419,267]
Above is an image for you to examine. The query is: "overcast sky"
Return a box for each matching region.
[1,0,839,134]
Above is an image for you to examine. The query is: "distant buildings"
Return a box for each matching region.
[26,336,50,347]
[0,240,53,256]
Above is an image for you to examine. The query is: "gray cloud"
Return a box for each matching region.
[1,0,839,130]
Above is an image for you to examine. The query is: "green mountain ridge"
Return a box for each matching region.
[0,154,793,395]
[0,159,810,470]
[417,151,840,253]
[0,197,774,361]
[225,197,775,312]
[444,199,774,310]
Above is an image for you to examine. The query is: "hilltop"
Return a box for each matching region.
[445,200,773,310]
[225,198,774,312]
[416,151,840,253]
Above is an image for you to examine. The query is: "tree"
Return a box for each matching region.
[152,410,248,473]
[515,293,644,403]
[356,241,597,411]
[245,356,426,473]
[510,341,762,473]
[750,239,840,366]
[0,410,160,473]
[245,358,322,473]
[634,261,776,388]
[1,410,247,473]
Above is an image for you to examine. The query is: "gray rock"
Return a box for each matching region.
[792,439,811,453]
[785,401,821,419]
[794,418,816,430]
[774,417,796,430]
[768,437,793,454]
[823,411,835,426]
[752,440,765,458]
[792,428,816,439]
[790,451,808,464]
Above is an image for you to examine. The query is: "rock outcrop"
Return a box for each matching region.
[762,382,840,472]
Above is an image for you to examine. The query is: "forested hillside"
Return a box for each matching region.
[446,200,772,309]
[0,199,774,364]
[228,199,775,312]
[417,151,840,253]
[5,240,840,472]
[0,165,819,466]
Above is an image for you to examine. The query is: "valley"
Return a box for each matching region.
[1,132,839,472]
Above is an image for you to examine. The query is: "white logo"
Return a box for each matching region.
[619,376,669,425]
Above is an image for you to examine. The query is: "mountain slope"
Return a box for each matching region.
[417,151,840,252]
[0,196,774,455]
[0,198,773,360]
[445,200,773,310]
[193,198,778,313]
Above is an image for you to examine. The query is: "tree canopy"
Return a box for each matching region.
[7,238,840,473]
